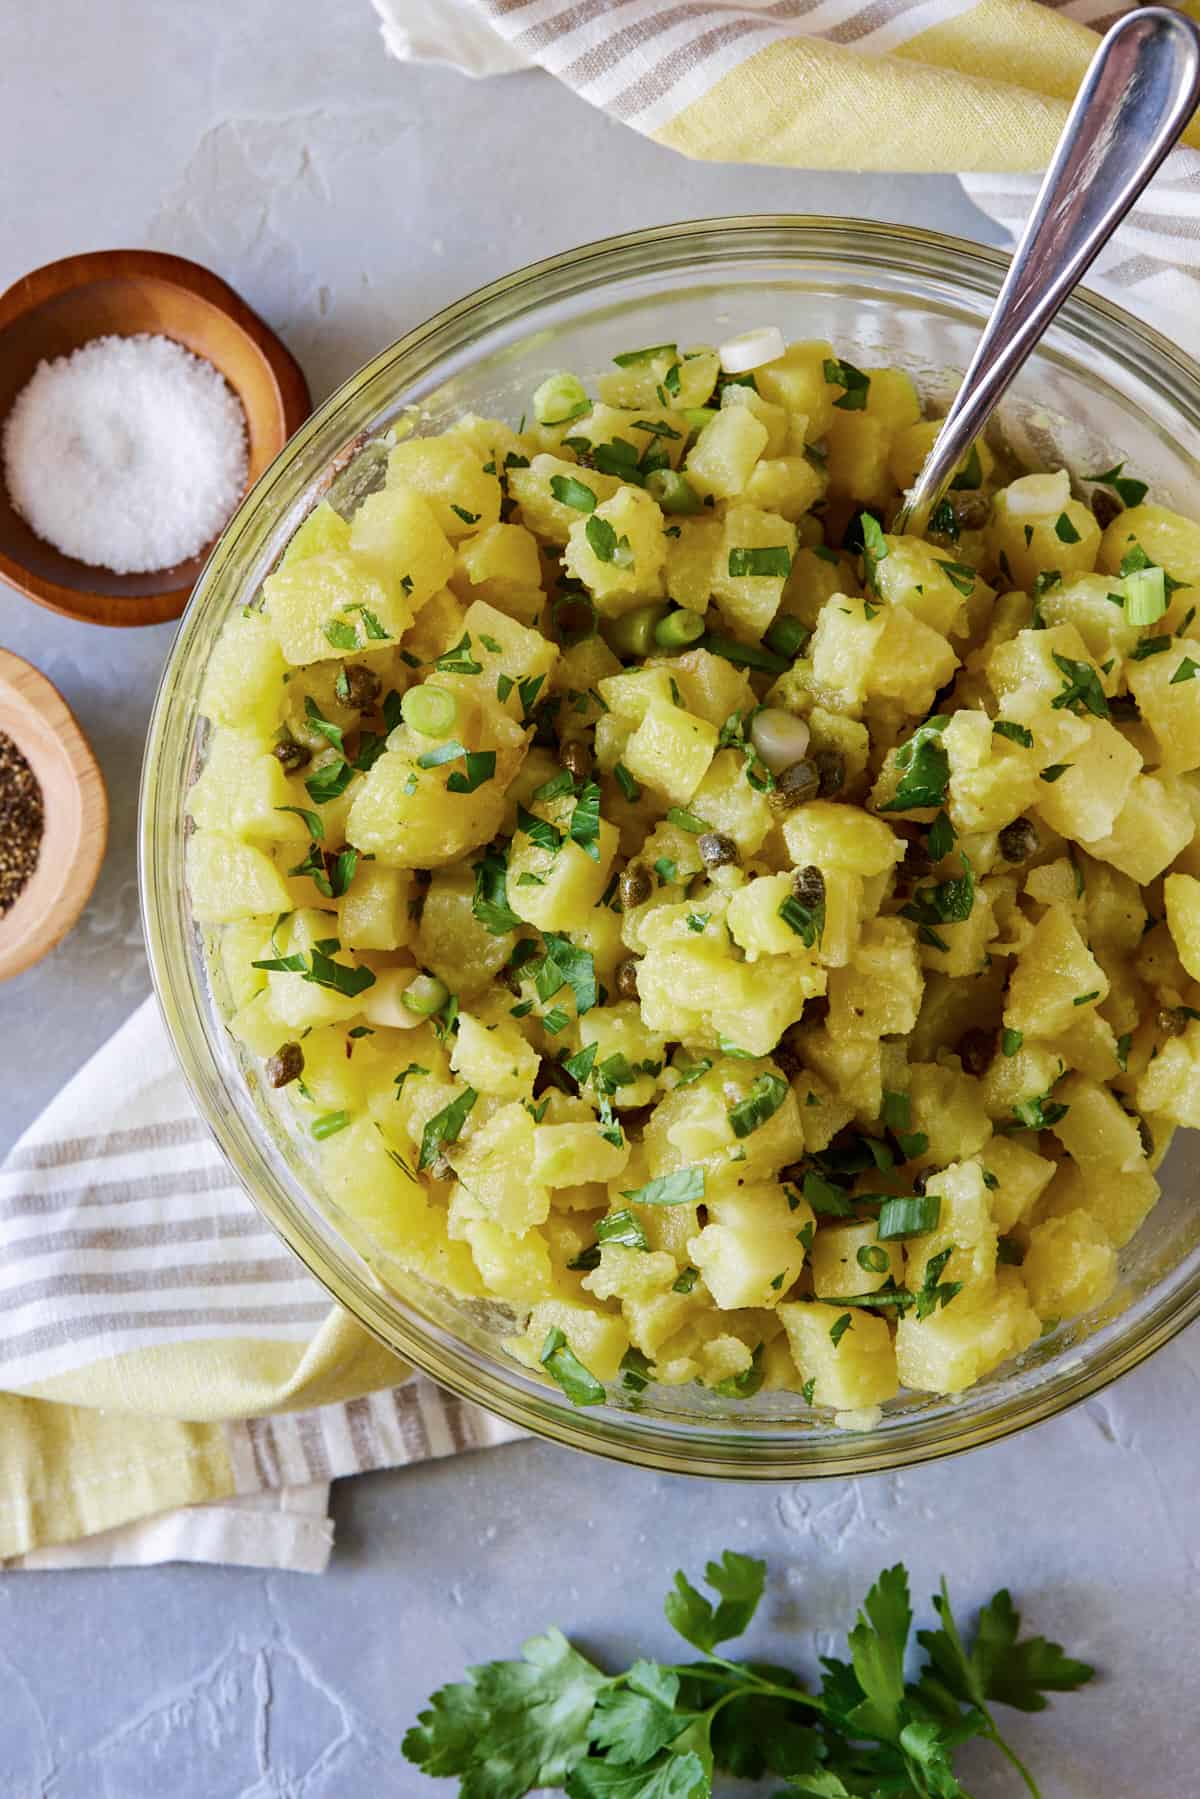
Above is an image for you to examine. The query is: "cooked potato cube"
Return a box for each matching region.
[895,1268,1040,1395]
[778,1302,898,1410]
[622,700,718,805]
[688,1182,814,1310]
[1021,1210,1118,1321]
[686,407,768,500]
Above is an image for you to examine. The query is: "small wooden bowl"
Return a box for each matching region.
[0,250,311,627]
[0,649,107,981]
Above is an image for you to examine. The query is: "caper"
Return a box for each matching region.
[697,831,738,869]
[619,862,653,910]
[767,758,820,814]
[999,816,1041,864]
[952,491,990,531]
[559,738,592,782]
[615,958,640,1000]
[336,663,382,710]
[265,1042,304,1089]
[1091,488,1122,531]
[272,738,311,773]
[812,746,845,798]
[958,1028,995,1077]
[1157,1006,1189,1038]
[793,864,826,910]
[899,837,932,886]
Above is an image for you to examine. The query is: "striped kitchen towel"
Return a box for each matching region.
[0,999,522,1573]
[374,0,1200,364]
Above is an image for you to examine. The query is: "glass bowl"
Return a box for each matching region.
[141,217,1200,1479]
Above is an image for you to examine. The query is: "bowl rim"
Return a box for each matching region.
[0,248,311,628]
[0,647,107,980]
[141,213,1200,1478]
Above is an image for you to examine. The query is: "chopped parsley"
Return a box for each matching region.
[879,715,950,812]
[823,356,870,410]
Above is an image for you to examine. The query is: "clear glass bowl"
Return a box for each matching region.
[141,218,1200,1478]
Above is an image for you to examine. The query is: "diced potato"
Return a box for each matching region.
[753,340,836,438]
[563,486,668,612]
[727,873,826,962]
[873,536,978,638]
[1051,1072,1147,1171]
[1036,1157,1159,1249]
[1021,1211,1118,1321]
[1078,772,1192,885]
[578,1002,667,1108]
[350,482,457,606]
[1098,502,1200,587]
[979,1135,1056,1234]
[710,505,797,638]
[533,1123,630,1188]
[986,479,1100,590]
[826,917,923,1039]
[200,608,287,732]
[686,751,773,856]
[688,1182,814,1310]
[781,801,904,878]
[1004,909,1109,1039]
[810,595,958,721]
[464,1220,555,1303]
[507,806,619,933]
[895,1268,1040,1395]
[742,455,824,522]
[415,863,517,996]
[778,1302,899,1410]
[638,937,824,1057]
[664,517,722,613]
[453,1103,550,1232]
[1136,1020,1200,1126]
[622,700,718,806]
[508,454,622,542]
[905,1159,998,1299]
[907,1064,991,1167]
[664,649,754,730]
[686,407,768,500]
[336,863,414,952]
[509,1298,629,1386]
[826,412,893,506]
[451,1011,539,1100]
[187,832,293,924]
[1164,872,1200,982]
[809,1220,904,1300]
[387,435,502,540]
[1128,639,1200,773]
[1031,718,1142,844]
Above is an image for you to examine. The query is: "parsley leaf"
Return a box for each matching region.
[727,1073,789,1138]
[878,716,951,812]
[664,1550,765,1655]
[823,357,870,411]
[1051,653,1110,719]
[472,847,522,935]
[541,1327,606,1406]
[621,1167,705,1207]
[418,1087,477,1171]
[1088,460,1148,508]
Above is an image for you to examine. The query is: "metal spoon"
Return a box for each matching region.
[896,5,1200,537]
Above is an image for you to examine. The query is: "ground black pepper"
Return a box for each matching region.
[0,729,43,916]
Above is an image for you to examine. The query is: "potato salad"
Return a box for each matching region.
[189,330,1200,1422]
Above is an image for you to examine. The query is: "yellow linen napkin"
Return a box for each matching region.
[373,0,1200,358]
[0,1001,522,1570]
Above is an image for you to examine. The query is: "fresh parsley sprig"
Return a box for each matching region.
[403,1548,1093,1798]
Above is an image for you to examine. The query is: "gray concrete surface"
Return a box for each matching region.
[1,2,1196,1795]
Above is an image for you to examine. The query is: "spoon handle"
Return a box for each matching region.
[896,5,1200,536]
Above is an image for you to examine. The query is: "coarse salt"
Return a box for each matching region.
[2,333,249,575]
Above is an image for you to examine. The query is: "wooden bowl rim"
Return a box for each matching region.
[0,647,108,981]
[0,249,311,628]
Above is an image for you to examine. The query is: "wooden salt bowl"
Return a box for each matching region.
[0,250,311,626]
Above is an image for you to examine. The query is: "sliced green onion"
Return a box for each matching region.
[533,371,589,427]
[654,608,705,651]
[311,1110,352,1140]
[645,468,702,515]
[400,683,458,739]
[401,973,450,1017]
[683,407,717,436]
[605,603,668,660]
[877,1194,941,1240]
[763,615,809,659]
[1124,566,1167,626]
